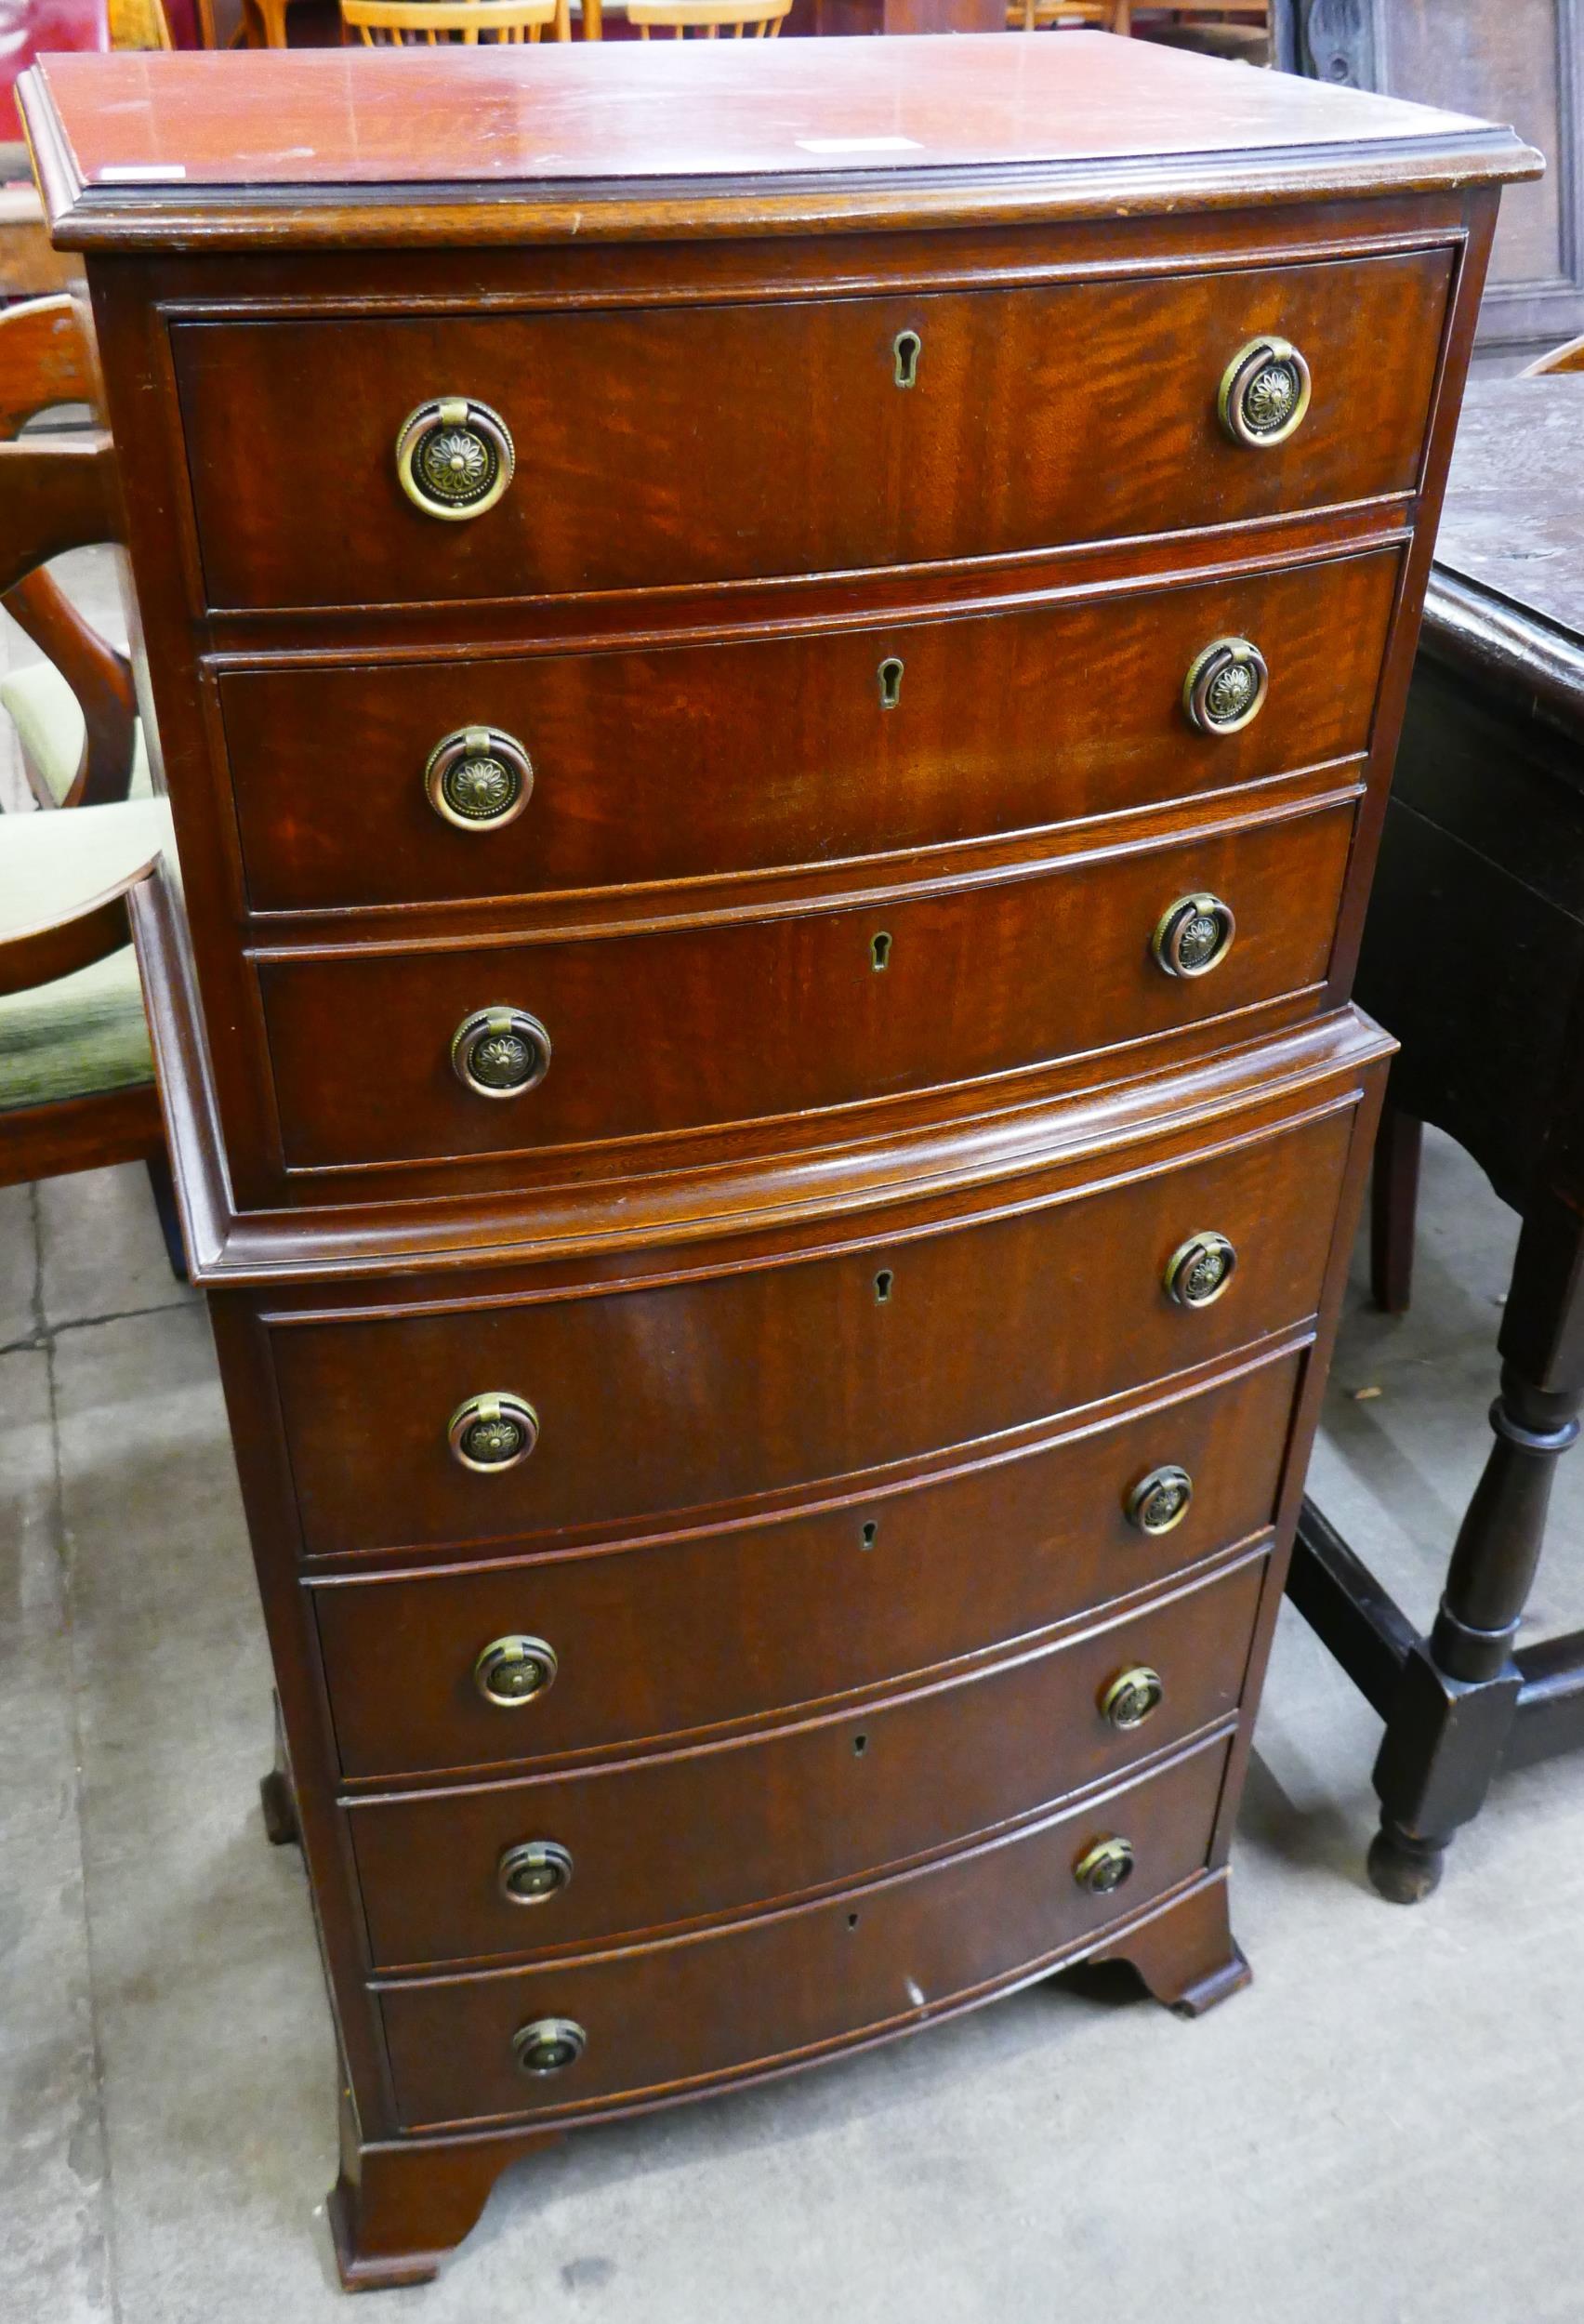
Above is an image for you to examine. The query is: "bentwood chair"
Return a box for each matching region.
[340,0,568,40]
[1522,333,1584,376]
[627,0,787,33]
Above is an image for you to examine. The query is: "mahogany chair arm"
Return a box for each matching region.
[0,431,119,597]
[0,294,95,434]
[2,566,138,806]
[1521,332,1584,376]
[0,851,160,998]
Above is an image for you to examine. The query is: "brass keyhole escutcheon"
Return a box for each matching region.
[871,931,892,971]
[1164,1231,1238,1310]
[1218,337,1312,449]
[425,726,534,832]
[878,655,904,709]
[1182,638,1269,736]
[448,1392,538,1472]
[892,329,922,388]
[874,1268,893,1302]
[1126,1464,1195,1536]
[473,1634,558,1709]
[497,1839,574,1907]
[1101,1666,1165,1731]
[1073,1836,1135,1896]
[395,396,516,521]
[511,2018,587,2078]
[1152,893,1235,980]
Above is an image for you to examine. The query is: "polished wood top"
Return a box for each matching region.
[21,33,1538,250]
[1423,377,1584,749]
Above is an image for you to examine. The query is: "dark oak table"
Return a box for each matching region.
[1289,376,1584,1901]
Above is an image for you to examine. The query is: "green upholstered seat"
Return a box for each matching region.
[0,797,170,1112]
[0,656,152,807]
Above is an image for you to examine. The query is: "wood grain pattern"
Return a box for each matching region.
[271,1104,1353,1558]
[314,1348,1302,1777]
[376,1732,1233,2131]
[257,801,1356,1173]
[171,252,1453,612]
[220,548,1400,915]
[348,1554,1265,1969]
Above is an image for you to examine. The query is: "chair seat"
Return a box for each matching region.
[0,796,169,1111]
[0,655,152,807]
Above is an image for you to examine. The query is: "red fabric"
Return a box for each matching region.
[0,1,112,136]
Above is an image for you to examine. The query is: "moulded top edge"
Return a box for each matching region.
[20,40,1541,254]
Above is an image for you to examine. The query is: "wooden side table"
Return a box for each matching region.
[1288,376,1584,1901]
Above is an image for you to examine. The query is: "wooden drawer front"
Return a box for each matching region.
[317,1353,1300,1780]
[258,801,1353,1172]
[273,1105,1352,1559]
[377,1734,1230,2130]
[172,253,1451,612]
[221,550,1399,914]
[349,1554,1262,1971]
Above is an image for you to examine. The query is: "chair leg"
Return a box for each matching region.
[145,1150,189,1284]
[1370,1104,1421,1315]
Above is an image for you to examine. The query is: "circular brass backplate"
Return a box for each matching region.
[451,1007,551,1100]
[1218,337,1312,450]
[498,1839,574,1907]
[1152,894,1236,980]
[1182,637,1269,736]
[511,2017,587,2077]
[425,726,534,832]
[473,1634,559,1710]
[1101,1666,1165,1731]
[1126,1464,1195,1536]
[1164,1231,1238,1310]
[395,396,516,521]
[448,1392,539,1473]
[1073,1836,1135,1896]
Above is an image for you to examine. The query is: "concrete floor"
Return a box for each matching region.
[5,1132,1584,2324]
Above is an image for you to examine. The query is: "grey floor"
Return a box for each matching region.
[6,1134,1584,2324]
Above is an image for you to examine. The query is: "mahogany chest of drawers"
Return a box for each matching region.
[20,33,1534,2291]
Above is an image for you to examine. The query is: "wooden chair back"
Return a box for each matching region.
[341,0,566,40]
[628,0,787,34]
[1522,333,1584,376]
[1007,4,1125,30]
[0,295,135,810]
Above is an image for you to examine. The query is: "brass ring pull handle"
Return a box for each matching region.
[1182,637,1269,735]
[451,1006,550,1099]
[1101,1666,1165,1731]
[448,1392,539,1472]
[1073,1836,1135,1896]
[395,396,515,521]
[1164,1230,1238,1310]
[511,2018,587,2077]
[1218,336,1312,449]
[1152,893,1235,980]
[425,727,534,831]
[473,1634,558,1709]
[1126,1464,1194,1536]
[497,1839,574,1906]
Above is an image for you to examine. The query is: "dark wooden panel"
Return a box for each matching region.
[271,1106,1353,1558]
[257,802,1356,1173]
[220,548,1400,915]
[315,1350,1301,1778]
[171,252,1452,612]
[349,1556,1263,1969]
[376,1734,1232,2130]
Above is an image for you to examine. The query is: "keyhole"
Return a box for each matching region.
[878,655,904,710]
[847,1911,861,1929]
[852,1732,868,1756]
[892,329,922,389]
[874,1270,893,1303]
[871,931,891,971]
[860,1519,878,1550]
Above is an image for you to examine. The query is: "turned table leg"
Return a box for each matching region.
[1368,1192,1584,1901]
